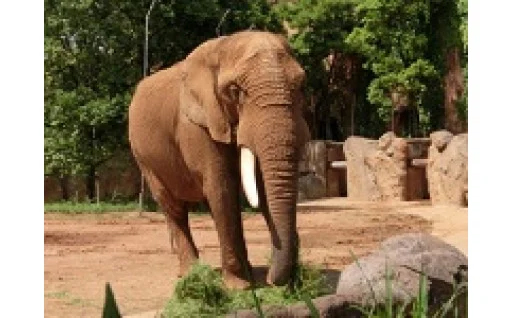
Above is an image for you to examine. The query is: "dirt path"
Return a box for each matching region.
[44,198,467,317]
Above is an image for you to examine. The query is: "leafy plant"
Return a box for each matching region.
[163,262,329,317]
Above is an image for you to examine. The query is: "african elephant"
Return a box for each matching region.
[128,30,310,289]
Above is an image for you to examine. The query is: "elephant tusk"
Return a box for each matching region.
[240,147,259,208]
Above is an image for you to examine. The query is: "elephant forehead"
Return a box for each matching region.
[223,34,287,62]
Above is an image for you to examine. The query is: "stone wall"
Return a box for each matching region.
[427,131,468,206]
[343,132,430,202]
[344,133,409,201]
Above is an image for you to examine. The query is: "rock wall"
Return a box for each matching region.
[427,131,468,206]
[344,132,408,201]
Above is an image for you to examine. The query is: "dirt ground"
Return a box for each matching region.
[44,198,467,317]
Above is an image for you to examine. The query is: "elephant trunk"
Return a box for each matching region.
[237,57,300,286]
[255,111,299,286]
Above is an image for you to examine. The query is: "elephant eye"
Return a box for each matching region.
[220,83,245,124]
[227,84,239,101]
[225,83,245,106]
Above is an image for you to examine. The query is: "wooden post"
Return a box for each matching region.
[95,177,100,206]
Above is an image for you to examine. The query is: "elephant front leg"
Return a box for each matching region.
[204,152,253,289]
[206,186,252,289]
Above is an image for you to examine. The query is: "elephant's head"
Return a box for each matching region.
[180,31,310,286]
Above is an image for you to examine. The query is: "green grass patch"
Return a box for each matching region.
[44,201,139,214]
[163,262,329,318]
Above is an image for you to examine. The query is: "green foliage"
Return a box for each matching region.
[275,0,361,138]
[457,0,468,54]
[174,263,230,308]
[276,0,468,137]
[45,0,470,183]
[345,0,438,123]
[44,0,282,182]
[163,262,328,317]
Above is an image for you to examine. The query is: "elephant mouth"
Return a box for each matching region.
[240,147,260,208]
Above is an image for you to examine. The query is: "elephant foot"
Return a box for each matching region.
[223,271,252,290]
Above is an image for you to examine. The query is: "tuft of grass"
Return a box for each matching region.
[173,263,230,308]
[44,201,139,214]
[163,262,329,318]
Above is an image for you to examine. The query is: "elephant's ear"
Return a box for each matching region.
[179,39,233,144]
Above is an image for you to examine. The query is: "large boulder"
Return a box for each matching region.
[344,133,408,201]
[427,131,468,206]
[336,233,467,309]
[228,233,467,318]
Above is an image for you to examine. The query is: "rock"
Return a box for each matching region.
[336,233,467,310]
[228,235,467,317]
[430,130,454,152]
[343,136,378,201]
[344,134,408,201]
[427,132,468,206]
[377,131,395,152]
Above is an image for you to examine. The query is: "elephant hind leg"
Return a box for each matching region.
[142,168,199,277]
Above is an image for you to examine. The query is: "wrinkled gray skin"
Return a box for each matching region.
[128,31,310,289]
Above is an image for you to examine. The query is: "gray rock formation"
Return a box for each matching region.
[228,234,467,318]
[336,233,467,307]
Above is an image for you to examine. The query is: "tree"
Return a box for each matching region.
[44,0,283,200]
[45,0,137,199]
[276,0,361,140]
[345,0,438,137]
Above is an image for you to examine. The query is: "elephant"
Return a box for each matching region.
[128,30,310,289]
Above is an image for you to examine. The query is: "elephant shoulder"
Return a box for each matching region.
[134,62,184,96]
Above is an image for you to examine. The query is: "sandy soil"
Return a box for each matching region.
[44,198,467,317]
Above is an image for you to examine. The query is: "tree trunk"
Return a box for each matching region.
[338,54,360,140]
[86,166,96,201]
[390,86,421,137]
[59,175,70,201]
[444,47,466,133]
[325,52,361,140]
